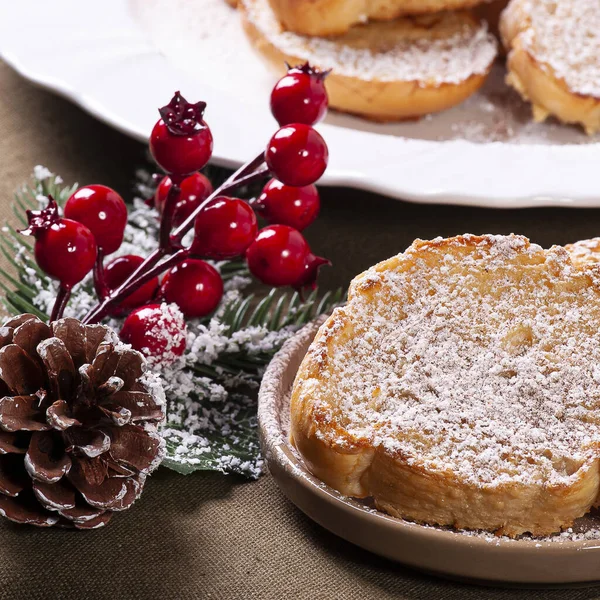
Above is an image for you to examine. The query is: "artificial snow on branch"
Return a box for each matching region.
[0,167,343,478]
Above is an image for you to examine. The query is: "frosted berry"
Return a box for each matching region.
[265,124,328,187]
[120,303,186,363]
[104,255,159,314]
[246,225,321,287]
[159,259,223,318]
[155,172,213,228]
[64,185,127,255]
[271,63,329,126]
[256,179,320,231]
[150,92,213,175]
[191,197,258,259]
[22,196,97,287]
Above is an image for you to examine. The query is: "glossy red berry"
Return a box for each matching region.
[271,63,329,126]
[256,179,320,231]
[191,197,258,259]
[150,92,213,175]
[246,225,310,287]
[266,124,328,187]
[23,196,97,287]
[104,255,159,314]
[120,303,186,362]
[155,172,213,228]
[151,120,213,176]
[35,219,97,287]
[64,185,128,255]
[159,259,223,318]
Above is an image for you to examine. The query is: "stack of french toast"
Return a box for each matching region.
[237,0,600,134]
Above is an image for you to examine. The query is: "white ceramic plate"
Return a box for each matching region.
[1,0,600,208]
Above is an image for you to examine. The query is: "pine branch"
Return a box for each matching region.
[1,167,345,479]
[160,283,342,477]
[0,171,70,320]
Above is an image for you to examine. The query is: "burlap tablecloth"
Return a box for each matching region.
[2,60,600,600]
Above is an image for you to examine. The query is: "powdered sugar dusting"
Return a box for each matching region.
[243,0,497,85]
[516,0,600,97]
[259,294,600,544]
[272,364,600,544]
[297,234,600,488]
[565,237,600,266]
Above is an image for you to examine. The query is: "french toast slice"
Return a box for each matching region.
[268,0,492,36]
[241,0,497,121]
[501,0,600,135]
[290,235,600,537]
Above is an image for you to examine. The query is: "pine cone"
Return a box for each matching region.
[0,314,165,529]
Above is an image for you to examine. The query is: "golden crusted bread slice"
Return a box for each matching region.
[241,0,497,121]
[291,234,600,537]
[268,0,493,36]
[501,0,600,135]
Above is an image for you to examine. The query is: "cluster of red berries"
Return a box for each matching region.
[23,62,331,363]
[149,64,329,290]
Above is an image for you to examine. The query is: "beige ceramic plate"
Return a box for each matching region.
[258,318,600,586]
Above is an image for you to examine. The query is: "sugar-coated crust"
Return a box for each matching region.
[291,235,600,537]
[501,0,600,135]
[241,1,496,121]
[268,0,491,36]
[565,238,600,268]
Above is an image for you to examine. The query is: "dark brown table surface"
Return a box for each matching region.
[2,59,600,600]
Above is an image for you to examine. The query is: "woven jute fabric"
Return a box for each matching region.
[2,60,600,600]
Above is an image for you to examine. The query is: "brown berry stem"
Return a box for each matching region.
[50,285,71,322]
[83,247,166,324]
[93,250,109,300]
[81,152,269,325]
[159,176,183,251]
[104,249,190,317]
[171,161,269,246]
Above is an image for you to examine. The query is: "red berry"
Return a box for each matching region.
[246,225,310,287]
[159,259,223,318]
[34,219,97,287]
[256,179,320,231]
[120,303,186,363]
[270,63,329,126]
[104,255,159,314]
[64,185,128,255]
[155,172,213,228]
[266,124,328,187]
[151,120,213,176]
[155,177,171,213]
[150,93,213,175]
[191,197,258,260]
